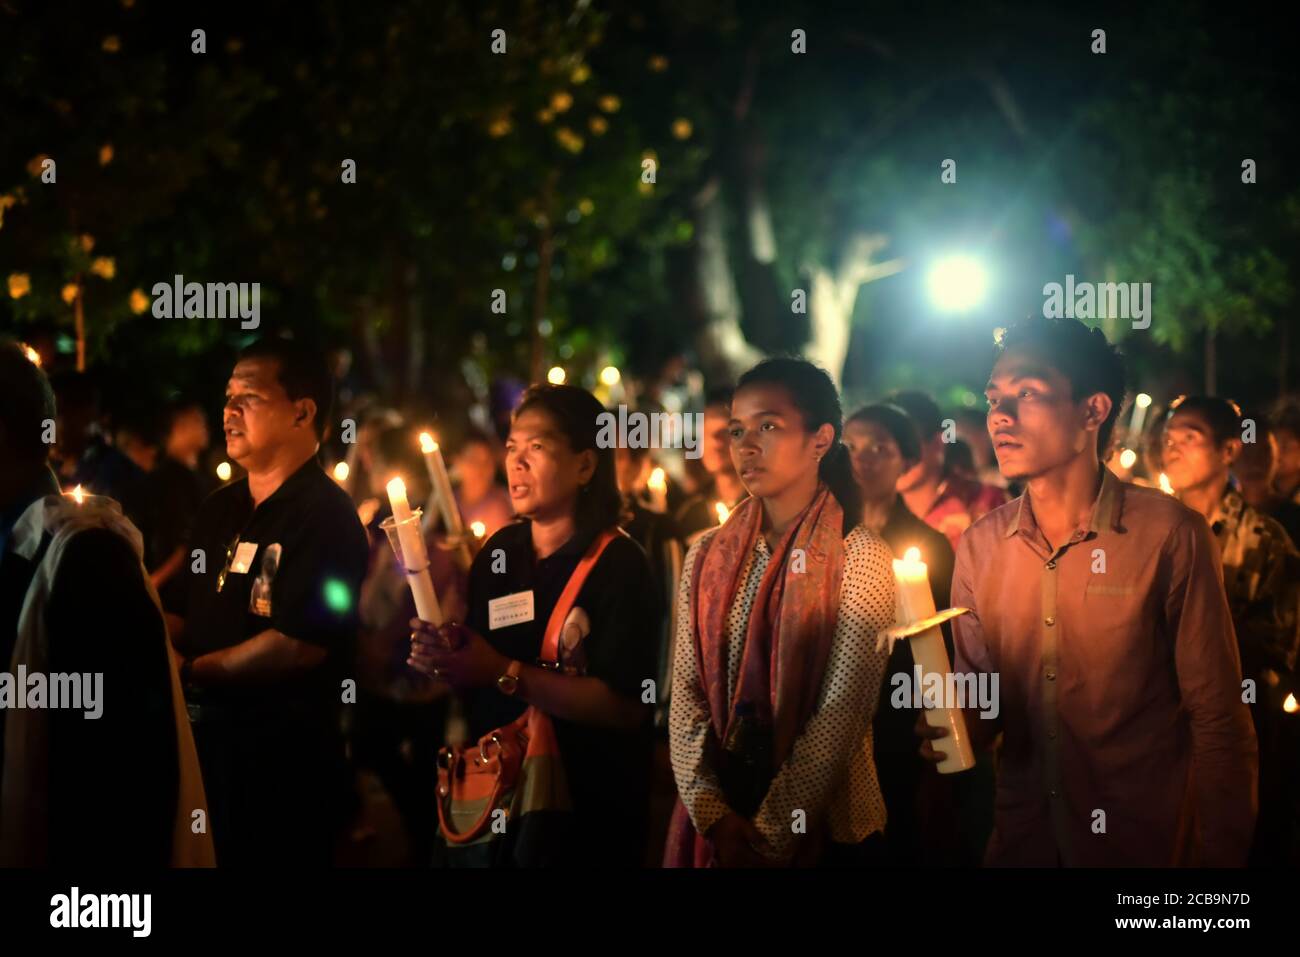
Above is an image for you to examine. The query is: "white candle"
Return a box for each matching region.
[892,546,975,774]
[647,467,668,513]
[419,432,464,537]
[385,476,444,626]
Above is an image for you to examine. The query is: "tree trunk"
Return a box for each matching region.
[689,179,761,382]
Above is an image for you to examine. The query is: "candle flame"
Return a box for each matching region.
[332,461,350,482]
[71,484,85,505]
[1285,693,1298,714]
[714,501,730,524]
[1135,393,1153,409]
[419,432,437,454]
[1118,448,1137,470]
[386,476,407,500]
[648,467,666,492]
[470,520,486,538]
[1158,472,1173,495]
[903,546,922,563]
[215,461,232,482]
[21,343,41,366]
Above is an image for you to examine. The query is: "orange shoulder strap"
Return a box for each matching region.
[539,527,624,663]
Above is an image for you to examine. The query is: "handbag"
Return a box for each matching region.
[435,527,622,866]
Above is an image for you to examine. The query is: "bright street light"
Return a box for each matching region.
[926,254,990,313]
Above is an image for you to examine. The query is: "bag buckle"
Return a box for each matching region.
[479,732,503,765]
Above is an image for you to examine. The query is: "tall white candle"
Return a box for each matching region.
[385,477,444,626]
[419,432,464,537]
[892,546,975,774]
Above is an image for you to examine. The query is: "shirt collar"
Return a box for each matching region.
[1005,465,1125,543]
[525,519,597,563]
[1212,486,1246,533]
[244,456,322,514]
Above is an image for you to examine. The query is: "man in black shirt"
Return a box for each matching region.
[175,338,368,866]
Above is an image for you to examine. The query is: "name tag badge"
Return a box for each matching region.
[229,540,259,575]
[488,591,535,630]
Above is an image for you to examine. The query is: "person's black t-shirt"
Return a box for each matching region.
[181,457,368,711]
[465,520,660,866]
[179,457,368,861]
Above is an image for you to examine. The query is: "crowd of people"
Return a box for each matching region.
[1,313,1296,868]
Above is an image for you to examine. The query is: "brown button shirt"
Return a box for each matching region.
[952,467,1258,866]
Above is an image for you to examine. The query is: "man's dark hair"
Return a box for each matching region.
[514,384,623,533]
[994,316,1127,452]
[0,340,57,463]
[238,337,334,440]
[847,402,923,465]
[886,390,944,439]
[1167,395,1243,447]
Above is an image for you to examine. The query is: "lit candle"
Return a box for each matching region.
[69,484,85,505]
[470,520,486,540]
[1158,472,1173,495]
[332,461,350,484]
[215,461,232,483]
[1284,693,1297,714]
[647,467,668,513]
[892,546,975,774]
[384,477,443,626]
[1128,392,1152,441]
[419,432,464,537]
[714,501,730,525]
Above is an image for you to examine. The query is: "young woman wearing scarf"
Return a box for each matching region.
[665,358,897,867]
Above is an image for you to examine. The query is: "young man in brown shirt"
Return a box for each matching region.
[919,317,1257,866]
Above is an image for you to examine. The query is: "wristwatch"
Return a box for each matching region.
[496,659,524,696]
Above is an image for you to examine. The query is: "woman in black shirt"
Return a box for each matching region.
[408,384,660,866]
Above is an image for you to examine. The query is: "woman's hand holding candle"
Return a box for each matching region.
[407,619,505,688]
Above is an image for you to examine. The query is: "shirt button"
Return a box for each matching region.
[1044,616,1055,626]
[1049,788,1059,798]
[1045,668,1056,681]
[1045,560,1057,570]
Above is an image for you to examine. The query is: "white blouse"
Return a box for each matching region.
[668,523,896,861]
